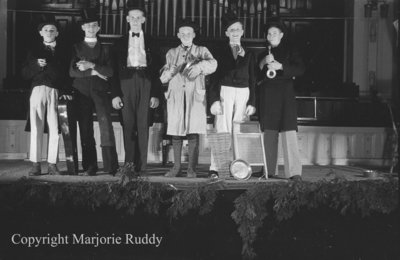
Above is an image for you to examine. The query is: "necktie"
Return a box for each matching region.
[132,32,140,38]
[231,44,240,60]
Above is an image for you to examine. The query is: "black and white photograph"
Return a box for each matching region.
[0,0,398,259]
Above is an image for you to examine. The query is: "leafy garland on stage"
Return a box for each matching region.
[0,175,398,259]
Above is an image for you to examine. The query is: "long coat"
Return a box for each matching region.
[257,41,305,132]
[162,44,217,136]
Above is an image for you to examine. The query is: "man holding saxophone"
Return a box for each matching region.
[257,18,305,180]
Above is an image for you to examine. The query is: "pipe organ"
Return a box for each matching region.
[96,0,280,38]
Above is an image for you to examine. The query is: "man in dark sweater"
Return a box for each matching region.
[22,17,71,176]
[208,12,256,177]
[69,9,118,176]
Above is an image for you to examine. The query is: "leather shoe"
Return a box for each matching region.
[289,175,302,181]
[187,169,197,178]
[208,170,218,179]
[48,164,61,175]
[164,166,181,177]
[79,166,98,176]
[29,162,41,176]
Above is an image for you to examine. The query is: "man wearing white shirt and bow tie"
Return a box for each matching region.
[111,0,162,177]
[208,11,257,178]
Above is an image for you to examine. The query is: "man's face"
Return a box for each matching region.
[225,22,243,44]
[39,25,58,43]
[126,10,145,32]
[177,26,195,46]
[81,21,100,38]
[267,27,284,47]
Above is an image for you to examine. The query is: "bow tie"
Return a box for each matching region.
[182,45,191,51]
[131,32,140,38]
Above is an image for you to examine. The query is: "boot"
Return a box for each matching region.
[29,162,41,176]
[102,146,119,175]
[165,137,182,177]
[48,163,61,175]
[187,134,199,178]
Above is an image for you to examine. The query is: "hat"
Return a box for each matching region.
[37,14,58,31]
[221,11,241,31]
[265,18,287,33]
[126,0,146,16]
[176,19,199,32]
[80,8,99,24]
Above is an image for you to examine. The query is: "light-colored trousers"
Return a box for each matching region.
[264,129,302,178]
[29,85,59,164]
[210,86,249,171]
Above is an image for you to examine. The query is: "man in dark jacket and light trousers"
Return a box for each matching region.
[257,19,305,180]
[22,16,71,176]
[208,11,256,177]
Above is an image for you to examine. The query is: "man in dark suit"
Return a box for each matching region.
[69,9,118,176]
[208,12,256,177]
[257,19,305,180]
[111,0,161,176]
[22,16,71,176]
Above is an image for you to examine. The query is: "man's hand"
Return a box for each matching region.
[210,101,223,115]
[150,97,159,108]
[76,60,95,71]
[59,95,73,101]
[112,97,123,110]
[91,70,108,81]
[160,65,177,84]
[186,65,201,79]
[37,59,47,68]
[266,54,274,64]
[267,61,283,71]
[245,105,256,116]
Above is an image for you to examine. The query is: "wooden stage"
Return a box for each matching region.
[0,160,394,189]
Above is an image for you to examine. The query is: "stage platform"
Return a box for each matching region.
[0,160,394,188]
[0,160,398,259]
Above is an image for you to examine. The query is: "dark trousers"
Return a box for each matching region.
[74,87,117,171]
[120,71,151,171]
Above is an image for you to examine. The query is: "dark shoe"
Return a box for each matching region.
[187,168,197,178]
[164,166,181,177]
[79,166,98,176]
[107,167,119,176]
[48,164,61,175]
[289,175,302,181]
[208,170,219,179]
[115,162,135,177]
[29,162,41,176]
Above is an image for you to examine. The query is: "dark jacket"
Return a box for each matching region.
[256,41,305,131]
[70,41,113,95]
[111,34,162,99]
[209,42,256,106]
[257,41,305,85]
[22,41,71,95]
[22,41,71,132]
